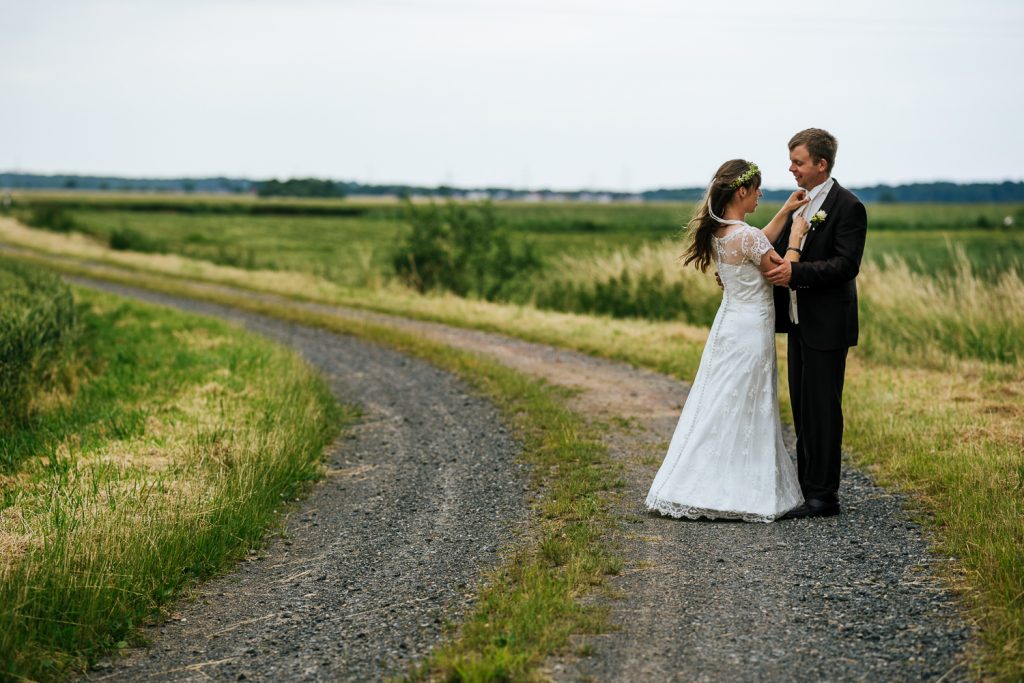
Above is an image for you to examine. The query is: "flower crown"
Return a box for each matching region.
[729,162,760,189]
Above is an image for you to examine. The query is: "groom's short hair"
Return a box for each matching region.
[789,128,837,173]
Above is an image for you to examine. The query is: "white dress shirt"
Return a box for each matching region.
[789,176,834,324]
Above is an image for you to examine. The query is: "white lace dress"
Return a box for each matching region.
[645,224,803,523]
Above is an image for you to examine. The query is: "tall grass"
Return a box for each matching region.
[531,239,1024,368]
[532,239,720,322]
[858,250,1024,366]
[0,257,77,430]
[0,288,344,681]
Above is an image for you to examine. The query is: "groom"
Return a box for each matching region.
[764,128,867,518]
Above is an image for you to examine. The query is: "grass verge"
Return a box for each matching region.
[0,257,76,431]
[0,287,344,681]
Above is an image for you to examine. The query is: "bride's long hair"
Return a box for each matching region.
[682,159,762,272]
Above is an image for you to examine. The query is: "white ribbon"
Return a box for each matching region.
[707,200,746,226]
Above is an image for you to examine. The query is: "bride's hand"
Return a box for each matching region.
[790,215,810,241]
[782,190,809,213]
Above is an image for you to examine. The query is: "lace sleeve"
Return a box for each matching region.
[740,227,774,266]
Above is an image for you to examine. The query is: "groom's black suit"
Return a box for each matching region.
[772,180,867,503]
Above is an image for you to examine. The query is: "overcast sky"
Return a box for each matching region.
[1,0,1022,190]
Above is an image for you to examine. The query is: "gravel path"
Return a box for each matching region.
[72,279,529,682]
[276,293,974,681]
[69,271,974,682]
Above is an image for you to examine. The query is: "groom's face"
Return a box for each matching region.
[789,145,829,190]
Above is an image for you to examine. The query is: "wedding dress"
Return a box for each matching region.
[645,223,803,523]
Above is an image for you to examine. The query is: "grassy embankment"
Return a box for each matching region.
[0,259,344,681]
[2,204,1023,679]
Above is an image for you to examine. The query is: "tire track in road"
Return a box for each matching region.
[74,280,528,682]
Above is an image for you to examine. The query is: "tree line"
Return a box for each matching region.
[2,173,1023,203]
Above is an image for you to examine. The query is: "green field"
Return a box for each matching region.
[69,209,406,284]
[8,194,1024,288]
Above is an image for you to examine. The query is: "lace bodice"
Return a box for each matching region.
[712,224,774,305]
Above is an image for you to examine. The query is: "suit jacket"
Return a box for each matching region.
[772,179,867,350]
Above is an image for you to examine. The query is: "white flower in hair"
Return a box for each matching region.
[729,163,760,189]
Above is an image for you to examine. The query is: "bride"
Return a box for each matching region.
[645,159,811,522]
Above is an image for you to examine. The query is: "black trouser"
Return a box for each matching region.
[787,332,848,502]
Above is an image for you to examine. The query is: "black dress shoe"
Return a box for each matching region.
[783,498,841,519]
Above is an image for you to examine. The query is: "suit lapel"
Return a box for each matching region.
[801,178,841,254]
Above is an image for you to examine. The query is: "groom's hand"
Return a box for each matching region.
[765,258,792,286]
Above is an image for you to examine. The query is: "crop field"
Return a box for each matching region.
[8,193,1024,287]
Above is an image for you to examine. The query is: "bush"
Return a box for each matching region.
[210,244,257,269]
[24,204,77,232]
[533,269,719,322]
[392,201,540,299]
[109,227,166,253]
[0,257,76,430]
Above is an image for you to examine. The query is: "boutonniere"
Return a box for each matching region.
[810,210,827,230]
